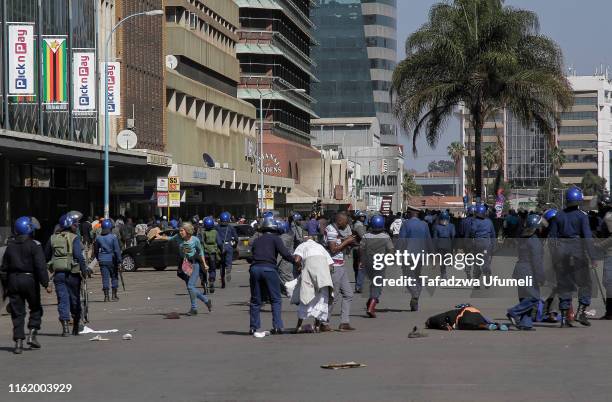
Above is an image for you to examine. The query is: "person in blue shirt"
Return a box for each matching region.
[157,223,212,316]
[399,206,433,311]
[596,196,612,320]
[216,211,238,289]
[248,217,294,334]
[506,214,545,330]
[469,204,496,287]
[432,211,456,279]
[94,219,122,302]
[548,186,595,327]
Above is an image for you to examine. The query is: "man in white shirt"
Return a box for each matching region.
[324,212,356,331]
[390,212,403,239]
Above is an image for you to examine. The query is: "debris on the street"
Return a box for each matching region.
[164,312,180,319]
[321,362,366,370]
[408,326,428,338]
[80,326,119,334]
[89,335,110,341]
[253,331,270,338]
[122,333,133,340]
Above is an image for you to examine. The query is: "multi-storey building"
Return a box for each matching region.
[234,0,320,184]
[164,0,293,218]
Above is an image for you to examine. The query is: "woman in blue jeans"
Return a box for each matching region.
[157,223,212,315]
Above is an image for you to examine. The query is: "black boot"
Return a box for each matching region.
[26,329,41,349]
[61,320,71,337]
[103,289,110,302]
[410,297,419,312]
[13,339,24,354]
[208,281,215,294]
[72,316,81,336]
[544,297,554,315]
[560,310,574,328]
[221,277,226,289]
[575,304,591,327]
[601,298,612,320]
[111,288,119,302]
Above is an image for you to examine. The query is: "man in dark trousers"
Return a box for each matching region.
[0,217,51,354]
[216,211,238,288]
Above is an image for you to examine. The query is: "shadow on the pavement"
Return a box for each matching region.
[38,332,65,337]
[0,346,19,353]
[226,302,250,307]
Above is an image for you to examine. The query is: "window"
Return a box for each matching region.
[561,111,598,120]
[573,97,598,105]
[558,125,598,134]
[558,140,598,149]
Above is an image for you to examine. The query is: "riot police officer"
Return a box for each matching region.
[94,219,122,302]
[1,217,51,354]
[596,197,612,319]
[45,215,91,336]
[469,204,496,286]
[352,211,367,293]
[216,211,237,288]
[432,211,456,279]
[549,187,595,328]
[200,216,220,293]
[506,214,545,330]
[289,212,305,247]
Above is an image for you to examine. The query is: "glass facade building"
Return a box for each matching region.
[311,0,397,139]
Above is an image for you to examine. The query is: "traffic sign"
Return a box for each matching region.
[169,192,181,207]
[157,177,168,192]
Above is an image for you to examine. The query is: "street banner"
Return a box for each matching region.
[72,51,96,112]
[42,37,68,105]
[495,189,505,218]
[168,176,180,192]
[156,177,169,192]
[101,61,121,115]
[157,192,169,208]
[169,192,181,207]
[380,195,393,215]
[8,24,35,95]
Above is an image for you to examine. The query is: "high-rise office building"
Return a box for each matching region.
[311,0,397,145]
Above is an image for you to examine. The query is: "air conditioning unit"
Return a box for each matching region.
[214,162,221,169]
[223,162,229,169]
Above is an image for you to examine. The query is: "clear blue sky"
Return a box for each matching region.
[396,0,612,171]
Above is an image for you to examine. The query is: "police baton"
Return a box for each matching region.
[119,265,126,292]
[592,262,607,306]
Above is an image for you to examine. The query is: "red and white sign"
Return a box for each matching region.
[157,192,169,208]
[8,24,35,95]
[73,51,95,111]
[100,62,121,116]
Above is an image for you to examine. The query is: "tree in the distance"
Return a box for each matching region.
[402,173,423,206]
[392,0,572,200]
[581,171,607,198]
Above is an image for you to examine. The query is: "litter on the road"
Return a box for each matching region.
[89,335,110,341]
[253,331,271,338]
[122,334,133,340]
[321,362,367,370]
[80,326,119,334]
[164,312,180,319]
[408,326,428,338]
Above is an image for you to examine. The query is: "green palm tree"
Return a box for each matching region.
[482,144,497,197]
[549,145,566,175]
[392,0,572,199]
[402,173,423,205]
[447,141,465,195]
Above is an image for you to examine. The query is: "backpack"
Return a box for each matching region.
[49,232,79,273]
[202,229,220,256]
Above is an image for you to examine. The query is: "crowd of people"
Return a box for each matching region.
[2,184,612,352]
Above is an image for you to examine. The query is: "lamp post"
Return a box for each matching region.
[257,88,306,217]
[103,9,163,219]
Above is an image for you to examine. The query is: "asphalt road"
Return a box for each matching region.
[1,257,611,402]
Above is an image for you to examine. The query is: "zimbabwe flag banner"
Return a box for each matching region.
[42,37,68,104]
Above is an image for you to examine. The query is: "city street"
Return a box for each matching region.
[1,257,611,402]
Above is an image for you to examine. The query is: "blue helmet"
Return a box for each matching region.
[292,213,303,222]
[262,211,274,219]
[566,186,583,205]
[101,219,113,230]
[522,214,542,236]
[59,214,75,230]
[260,216,278,232]
[14,216,35,236]
[543,208,558,221]
[219,211,231,223]
[475,204,487,217]
[276,220,290,234]
[170,219,179,229]
[203,216,215,229]
[370,215,385,231]
[439,211,450,221]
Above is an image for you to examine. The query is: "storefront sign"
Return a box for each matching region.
[101,61,121,115]
[362,175,399,188]
[380,196,393,215]
[157,192,169,208]
[259,153,282,174]
[169,192,181,207]
[110,179,144,194]
[72,51,95,112]
[156,177,168,191]
[8,24,35,95]
[168,176,180,192]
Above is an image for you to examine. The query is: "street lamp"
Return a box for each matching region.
[257,87,306,217]
[102,9,163,219]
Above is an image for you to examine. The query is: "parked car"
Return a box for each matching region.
[231,223,255,259]
[121,229,179,272]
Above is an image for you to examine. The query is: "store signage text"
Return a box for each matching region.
[362,175,399,187]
